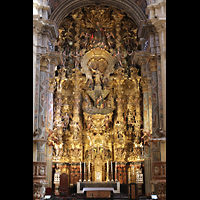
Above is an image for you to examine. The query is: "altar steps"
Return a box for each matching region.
[50,193,129,200]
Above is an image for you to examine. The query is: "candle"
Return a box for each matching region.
[88,161,90,173]
[84,162,86,173]
[107,161,109,173]
[80,161,81,173]
[111,161,113,173]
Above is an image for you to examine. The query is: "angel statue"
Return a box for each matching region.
[46,127,58,146]
[114,50,124,68]
[71,50,83,69]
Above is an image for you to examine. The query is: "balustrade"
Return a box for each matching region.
[152,161,166,180]
[33,161,47,183]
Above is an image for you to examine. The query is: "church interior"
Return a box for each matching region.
[33,0,166,199]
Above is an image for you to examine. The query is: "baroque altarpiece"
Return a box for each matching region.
[33,2,166,199]
[46,6,147,184]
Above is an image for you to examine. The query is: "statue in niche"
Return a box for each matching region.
[70,121,81,140]
[96,95,103,108]
[89,67,103,86]
[94,22,104,43]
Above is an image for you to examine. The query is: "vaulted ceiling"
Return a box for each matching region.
[49,0,147,28]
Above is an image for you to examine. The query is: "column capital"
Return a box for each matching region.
[40,53,50,72]
[49,78,56,93]
[147,55,157,72]
[133,51,149,65]
[141,78,150,93]
[48,51,61,66]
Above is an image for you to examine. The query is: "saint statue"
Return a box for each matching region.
[96,95,103,108]
[89,67,103,86]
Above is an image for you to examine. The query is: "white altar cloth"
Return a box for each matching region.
[83,187,114,192]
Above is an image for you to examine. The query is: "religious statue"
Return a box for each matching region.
[46,127,58,146]
[89,67,103,86]
[86,115,93,130]
[114,50,124,68]
[103,115,112,130]
[106,32,115,48]
[54,142,63,159]
[96,95,103,108]
[71,50,83,69]
[127,50,135,66]
[80,32,90,49]
[94,22,105,43]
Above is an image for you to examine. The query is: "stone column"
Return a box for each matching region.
[141,77,152,194]
[37,54,49,162]
[155,33,164,130]
[148,55,160,162]
[46,78,55,188]
[157,24,166,134]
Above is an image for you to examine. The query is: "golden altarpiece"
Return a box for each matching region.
[33,3,166,199]
[46,5,146,185]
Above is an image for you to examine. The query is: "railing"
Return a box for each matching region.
[33,161,47,182]
[152,161,166,180]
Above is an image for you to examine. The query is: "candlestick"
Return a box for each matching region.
[115,161,118,182]
[111,161,114,181]
[79,161,82,182]
[83,162,86,181]
[107,161,110,181]
[88,161,90,181]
